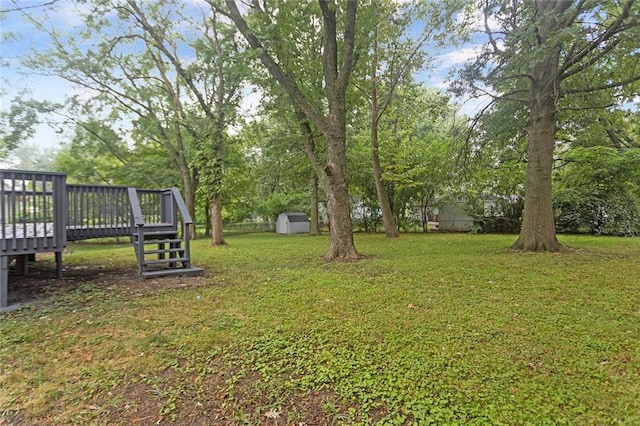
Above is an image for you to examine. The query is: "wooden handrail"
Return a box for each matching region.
[170,187,193,224]
[127,187,145,227]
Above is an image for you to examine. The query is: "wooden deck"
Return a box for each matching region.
[1,169,200,311]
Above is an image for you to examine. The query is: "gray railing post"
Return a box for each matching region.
[128,188,146,276]
[53,174,66,277]
[161,190,174,225]
[170,187,193,265]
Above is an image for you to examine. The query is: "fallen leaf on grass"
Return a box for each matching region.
[264,409,281,419]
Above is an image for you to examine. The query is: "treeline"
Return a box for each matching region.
[1,0,638,255]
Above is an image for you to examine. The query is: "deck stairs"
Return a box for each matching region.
[128,188,203,279]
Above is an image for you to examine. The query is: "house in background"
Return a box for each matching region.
[437,197,497,231]
[437,197,473,231]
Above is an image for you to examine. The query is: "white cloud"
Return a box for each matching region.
[435,46,482,68]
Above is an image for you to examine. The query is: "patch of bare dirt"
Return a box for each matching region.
[85,356,352,426]
[5,256,207,309]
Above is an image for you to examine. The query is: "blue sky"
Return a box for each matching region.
[1,0,89,153]
[0,0,486,156]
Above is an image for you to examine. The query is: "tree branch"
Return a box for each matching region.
[377,20,436,122]
[338,0,358,95]
[0,0,59,13]
[562,74,640,95]
[559,0,635,78]
[483,0,501,54]
[216,0,329,133]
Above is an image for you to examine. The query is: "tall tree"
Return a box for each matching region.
[355,0,457,238]
[20,1,192,229]
[215,0,362,260]
[19,0,245,242]
[455,0,640,251]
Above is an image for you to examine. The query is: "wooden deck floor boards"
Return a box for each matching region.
[2,223,133,240]
[2,222,55,239]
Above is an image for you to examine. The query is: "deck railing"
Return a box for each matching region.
[66,184,132,241]
[1,172,190,248]
[65,185,186,240]
[0,170,67,254]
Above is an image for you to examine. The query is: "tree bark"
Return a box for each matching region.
[370,97,398,238]
[210,193,226,245]
[180,172,197,239]
[209,119,226,246]
[510,67,561,251]
[310,171,321,235]
[510,0,571,252]
[204,198,211,237]
[324,124,359,260]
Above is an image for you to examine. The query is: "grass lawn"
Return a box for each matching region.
[1,233,639,425]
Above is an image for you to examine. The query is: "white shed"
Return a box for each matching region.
[276,212,310,234]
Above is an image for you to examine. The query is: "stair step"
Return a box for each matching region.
[134,238,183,245]
[143,248,185,255]
[134,231,178,240]
[143,257,190,266]
[142,222,173,228]
[141,267,204,279]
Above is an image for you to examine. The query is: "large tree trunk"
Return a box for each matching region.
[319,0,361,260]
[222,0,360,260]
[511,0,570,252]
[510,79,561,251]
[324,125,359,260]
[210,193,226,246]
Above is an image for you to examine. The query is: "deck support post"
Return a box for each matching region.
[1,256,8,308]
[15,255,28,276]
[55,251,63,279]
[1,255,20,312]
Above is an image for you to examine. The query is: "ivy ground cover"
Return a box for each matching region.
[1,233,639,424]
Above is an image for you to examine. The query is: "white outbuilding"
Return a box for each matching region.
[276,212,310,234]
